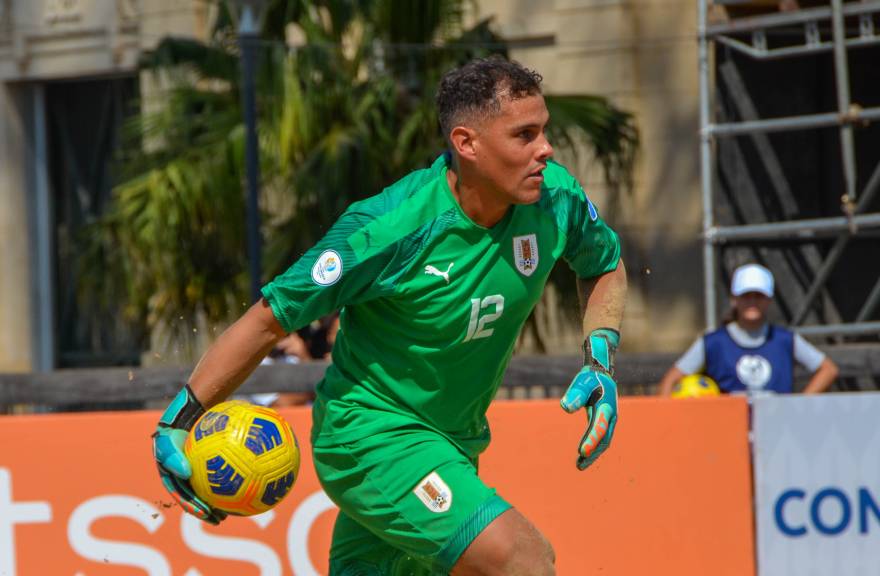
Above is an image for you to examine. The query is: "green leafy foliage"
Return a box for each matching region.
[81,0,638,354]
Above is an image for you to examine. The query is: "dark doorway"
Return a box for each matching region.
[46,76,142,368]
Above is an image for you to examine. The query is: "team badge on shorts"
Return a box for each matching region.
[413,471,453,513]
[311,250,342,286]
[513,234,539,277]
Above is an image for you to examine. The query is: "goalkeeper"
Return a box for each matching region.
[153,56,627,575]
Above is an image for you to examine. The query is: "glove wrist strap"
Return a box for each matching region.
[583,328,620,377]
[159,383,206,430]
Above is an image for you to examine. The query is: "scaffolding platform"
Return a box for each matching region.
[698,0,880,388]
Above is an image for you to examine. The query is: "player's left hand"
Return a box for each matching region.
[560,328,620,470]
[561,368,618,470]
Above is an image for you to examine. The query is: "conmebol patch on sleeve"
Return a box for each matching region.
[311,250,343,286]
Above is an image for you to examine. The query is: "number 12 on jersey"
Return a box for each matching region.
[464,295,505,342]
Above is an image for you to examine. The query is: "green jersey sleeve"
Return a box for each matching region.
[557,167,621,278]
[261,206,395,333]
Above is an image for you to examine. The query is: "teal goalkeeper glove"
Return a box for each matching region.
[560,328,620,471]
[152,385,227,524]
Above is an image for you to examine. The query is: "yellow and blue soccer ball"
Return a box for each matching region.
[671,374,721,398]
[184,401,300,516]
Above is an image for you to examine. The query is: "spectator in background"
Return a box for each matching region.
[248,313,340,407]
[265,332,311,364]
[658,263,838,397]
[246,332,309,407]
[296,312,340,360]
[272,312,340,407]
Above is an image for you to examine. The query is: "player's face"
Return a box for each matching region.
[473,94,554,205]
[734,292,771,324]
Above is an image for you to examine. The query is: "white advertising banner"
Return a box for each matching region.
[753,392,880,576]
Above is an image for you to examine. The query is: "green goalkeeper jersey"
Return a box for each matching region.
[262,154,620,458]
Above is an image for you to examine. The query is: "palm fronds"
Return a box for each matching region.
[80,0,639,355]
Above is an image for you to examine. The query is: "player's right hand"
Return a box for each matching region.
[152,385,227,525]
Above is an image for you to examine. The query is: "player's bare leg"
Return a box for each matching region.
[451,508,555,576]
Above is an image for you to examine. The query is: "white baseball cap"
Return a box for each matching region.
[731,263,774,297]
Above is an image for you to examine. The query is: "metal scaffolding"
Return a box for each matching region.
[698,0,880,339]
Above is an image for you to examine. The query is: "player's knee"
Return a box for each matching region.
[511,530,555,575]
[486,533,555,576]
[452,512,555,576]
[512,544,555,575]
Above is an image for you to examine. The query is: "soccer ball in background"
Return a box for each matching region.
[671,374,721,398]
[184,401,301,516]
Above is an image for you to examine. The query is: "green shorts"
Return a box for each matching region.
[312,403,511,575]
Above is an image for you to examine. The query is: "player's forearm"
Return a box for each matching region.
[188,298,286,407]
[657,366,685,397]
[577,258,627,336]
[802,357,838,394]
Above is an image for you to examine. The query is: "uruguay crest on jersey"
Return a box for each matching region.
[513,234,539,277]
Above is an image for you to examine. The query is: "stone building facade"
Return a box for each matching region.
[0,0,704,372]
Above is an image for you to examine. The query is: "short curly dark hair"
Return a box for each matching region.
[436,56,543,142]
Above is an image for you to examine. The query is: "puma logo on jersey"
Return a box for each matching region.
[425,263,454,284]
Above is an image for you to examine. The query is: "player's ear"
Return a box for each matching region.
[449,125,477,161]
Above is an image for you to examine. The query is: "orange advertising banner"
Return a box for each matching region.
[0,397,754,575]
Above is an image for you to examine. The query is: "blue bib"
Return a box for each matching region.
[703,324,794,394]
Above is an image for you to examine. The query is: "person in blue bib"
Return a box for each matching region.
[658,263,838,396]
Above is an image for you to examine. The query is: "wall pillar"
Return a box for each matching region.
[0,83,35,371]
